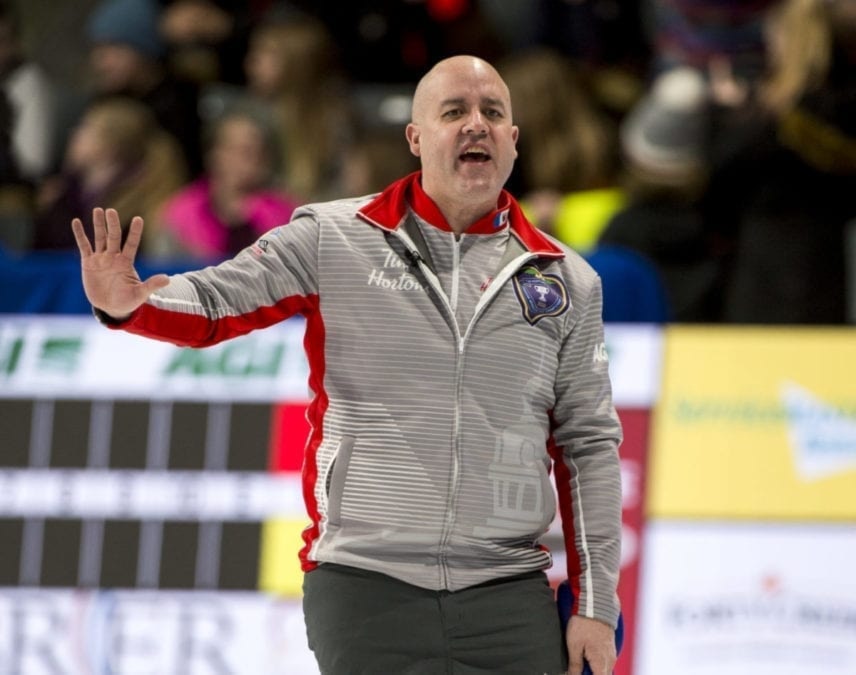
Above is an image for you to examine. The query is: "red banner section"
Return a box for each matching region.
[268,401,311,473]
[614,408,650,675]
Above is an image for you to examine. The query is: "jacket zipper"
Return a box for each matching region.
[395,231,537,588]
[442,251,540,586]
[449,235,462,318]
[392,231,462,587]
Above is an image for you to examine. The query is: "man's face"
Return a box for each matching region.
[406,58,518,207]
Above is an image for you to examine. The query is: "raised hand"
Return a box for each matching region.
[71,207,170,319]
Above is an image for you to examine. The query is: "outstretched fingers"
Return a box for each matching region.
[104,208,124,254]
[122,216,145,261]
[92,207,107,253]
[71,218,93,257]
[86,208,140,259]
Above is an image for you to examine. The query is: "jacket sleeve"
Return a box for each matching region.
[100,213,321,347]
[551,274,623,629]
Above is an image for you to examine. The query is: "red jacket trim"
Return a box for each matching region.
[358,171,565,258]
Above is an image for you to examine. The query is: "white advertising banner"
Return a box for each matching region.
[0,315,310,401]
[0,469,305,520]
[0,316,660,406]
[604,323,662,408]
[637,521,856,675]
[0,589,320,675]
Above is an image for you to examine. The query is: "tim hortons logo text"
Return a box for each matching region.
[367,251,425,292]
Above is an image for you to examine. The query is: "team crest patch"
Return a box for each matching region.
[512,266,570,324]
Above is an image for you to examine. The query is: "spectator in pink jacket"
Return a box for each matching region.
[153,102,299,261]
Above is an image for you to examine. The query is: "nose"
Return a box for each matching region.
[462,109,487,135]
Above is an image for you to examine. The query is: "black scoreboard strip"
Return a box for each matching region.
[0,398,276,590]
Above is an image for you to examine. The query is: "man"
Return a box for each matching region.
[72,55,622,674]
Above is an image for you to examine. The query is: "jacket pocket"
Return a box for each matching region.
[325,435,355,527]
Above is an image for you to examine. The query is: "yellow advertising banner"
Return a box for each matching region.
[648,327,856,520]
[258,518,307,596]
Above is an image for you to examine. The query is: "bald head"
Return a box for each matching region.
[404,55,519,232]
[411,55,512,124]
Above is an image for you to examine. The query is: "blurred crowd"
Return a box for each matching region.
[0,0,853,324]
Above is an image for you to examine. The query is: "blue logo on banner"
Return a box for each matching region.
[512,266,570,324]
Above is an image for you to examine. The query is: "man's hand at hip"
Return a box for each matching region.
[566,614,616,675]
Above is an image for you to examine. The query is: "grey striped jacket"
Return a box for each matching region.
[111,173,623,628]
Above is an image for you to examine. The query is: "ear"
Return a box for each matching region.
[511,124,519,159]
[405,123,421,158]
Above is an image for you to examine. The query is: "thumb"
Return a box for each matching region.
[141,273,170,295]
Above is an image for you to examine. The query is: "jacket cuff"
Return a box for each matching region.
[92,307,135,327]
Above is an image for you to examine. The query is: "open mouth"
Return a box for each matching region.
[459,148,491,163]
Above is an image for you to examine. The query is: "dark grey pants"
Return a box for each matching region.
[303,563,567,675]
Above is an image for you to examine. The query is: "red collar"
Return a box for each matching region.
[410,173,511,234]
[358,171,564,257]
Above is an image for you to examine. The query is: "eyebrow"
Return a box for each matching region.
[439,97,507,110]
